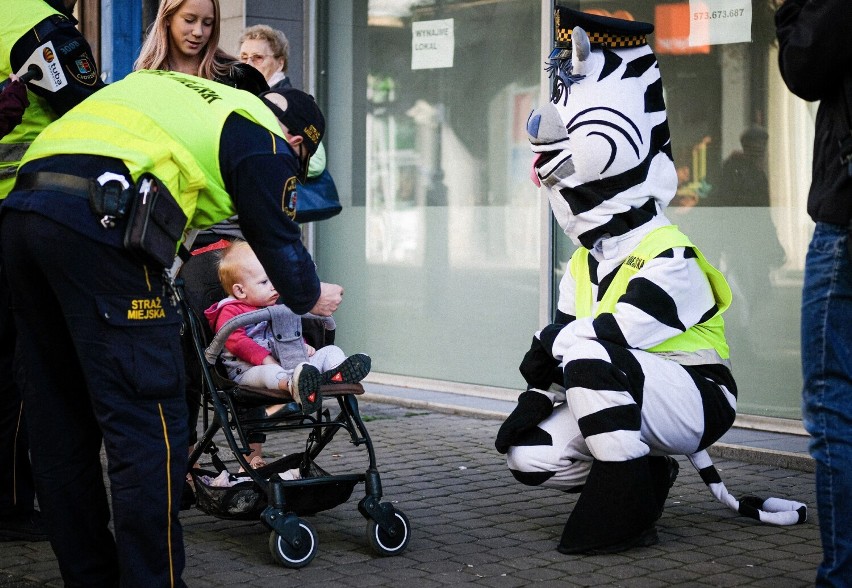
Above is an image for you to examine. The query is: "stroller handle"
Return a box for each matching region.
[204,305,336,364]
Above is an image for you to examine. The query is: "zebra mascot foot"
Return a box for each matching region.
[558,457,660,555]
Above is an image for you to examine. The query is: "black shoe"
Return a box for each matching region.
[322,353,371,385]
[0,510,48,542]
[558,525,658,555]
[557,457,659,555]
[265,401,302,419]
[291,362,322,414]
[237,403,302,430]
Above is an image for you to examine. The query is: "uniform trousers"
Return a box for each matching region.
[0,266,34,519]
[0,210,188,588]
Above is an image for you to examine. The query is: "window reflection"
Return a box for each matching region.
[364,0,541,270]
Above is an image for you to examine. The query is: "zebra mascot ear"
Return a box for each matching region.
[571,27,591,76]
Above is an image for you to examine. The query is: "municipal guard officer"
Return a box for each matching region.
[0,0,104,543]
[0,71,341,587]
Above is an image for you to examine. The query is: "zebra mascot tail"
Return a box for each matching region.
[687,450,806,526]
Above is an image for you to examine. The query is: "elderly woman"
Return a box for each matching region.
[239,24,291,89]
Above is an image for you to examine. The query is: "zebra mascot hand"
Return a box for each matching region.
[499,7,806,555]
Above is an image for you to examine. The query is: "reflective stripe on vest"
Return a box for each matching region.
[569,224,732,358]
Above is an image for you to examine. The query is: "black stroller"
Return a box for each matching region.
[174,275,411,568]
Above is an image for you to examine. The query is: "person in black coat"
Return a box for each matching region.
[776,1,852,585]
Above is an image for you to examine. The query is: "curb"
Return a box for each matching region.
[708,442,814,473]
[360,392,509,421]
[360,392,815,473]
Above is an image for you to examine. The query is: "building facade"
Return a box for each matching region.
[84,0,815,427]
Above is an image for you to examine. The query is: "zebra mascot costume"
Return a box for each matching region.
[495,7,806,555]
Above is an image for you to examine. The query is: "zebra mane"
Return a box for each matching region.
[546,56,585,106]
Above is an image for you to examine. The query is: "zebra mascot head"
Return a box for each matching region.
[527,8,678,248]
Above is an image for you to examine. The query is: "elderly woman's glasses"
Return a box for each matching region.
[240,53,273,65]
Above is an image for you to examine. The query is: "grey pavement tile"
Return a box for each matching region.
[1,400,822,588]
[0,574,46,588]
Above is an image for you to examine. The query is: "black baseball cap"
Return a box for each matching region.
[260,88,325,155]
[259,88,325,180]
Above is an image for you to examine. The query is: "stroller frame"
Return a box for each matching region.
[175,277,411,568]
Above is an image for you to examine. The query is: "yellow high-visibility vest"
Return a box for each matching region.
[569,224,732,358]
[21,69,286,229]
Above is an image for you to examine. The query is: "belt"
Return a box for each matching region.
[15,171,134,229]
[14,172,93,199]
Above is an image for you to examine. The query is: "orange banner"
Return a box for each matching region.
[655,3,710,55]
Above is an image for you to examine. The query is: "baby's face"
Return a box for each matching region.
[234,252,279,307]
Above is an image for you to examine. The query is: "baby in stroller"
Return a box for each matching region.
[179,239,411,567]
[205,239,371,420]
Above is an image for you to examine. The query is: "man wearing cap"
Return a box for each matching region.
[0,69,341,587]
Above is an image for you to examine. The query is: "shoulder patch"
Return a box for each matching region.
[65,52,99,86]
[281,176,298,220]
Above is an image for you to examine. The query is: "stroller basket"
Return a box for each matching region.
[191,454,358,520]
[192,470,265,520]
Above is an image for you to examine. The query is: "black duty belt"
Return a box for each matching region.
[14,171,93,200]
[15,171,134,229]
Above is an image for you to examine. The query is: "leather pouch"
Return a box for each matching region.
[123,173,187,267]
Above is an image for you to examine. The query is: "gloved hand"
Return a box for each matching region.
[0,78,29,138]
[519,323,566,389]
[495,389,554,454]
[519,334,561,390]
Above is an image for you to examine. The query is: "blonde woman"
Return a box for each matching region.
[135,0,266,93]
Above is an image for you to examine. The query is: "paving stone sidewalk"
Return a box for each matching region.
[1,400,821,587]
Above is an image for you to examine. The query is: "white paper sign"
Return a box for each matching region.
[688,0,752,47]
[411,19,454,70]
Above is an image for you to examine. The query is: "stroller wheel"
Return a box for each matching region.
[367,509,411,556]
[268,518,318,568]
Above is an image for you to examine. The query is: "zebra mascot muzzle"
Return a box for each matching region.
[498,7,806,556]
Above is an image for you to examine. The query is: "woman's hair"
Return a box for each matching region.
[217,240,251,293]
[239,24,289,74]
[134,0,236,81]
